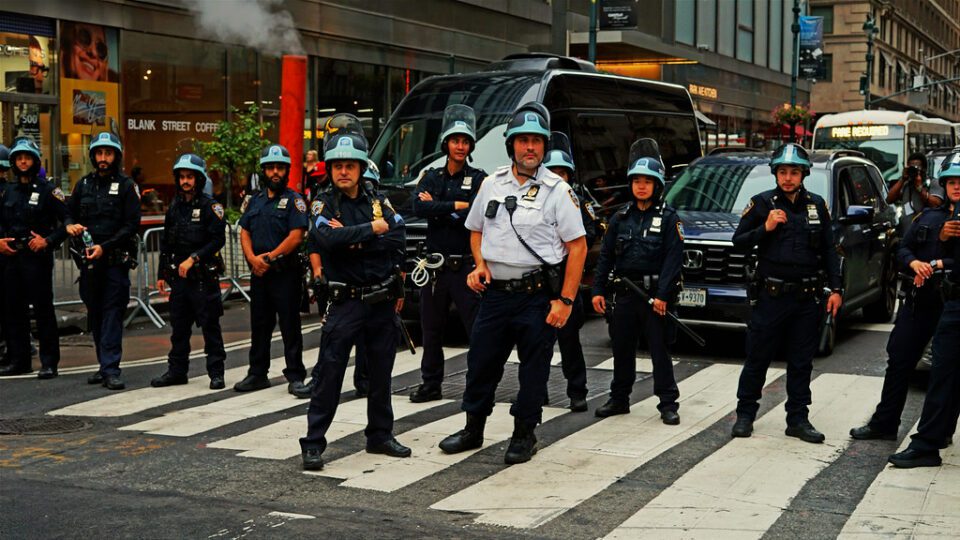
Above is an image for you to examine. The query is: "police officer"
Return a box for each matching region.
[437,102,587,464]
[0,143,10,367]
[590,139,681,424]
[851,159,952,441]
[150,154,227,390]
[408,104,486,403]
[0,138,71,378]
[731,143,843,443]
[889,153,960,468]
[66,132,141,390]
[543,131,597,412]
[235,144,309,394]
[300,114,410,470]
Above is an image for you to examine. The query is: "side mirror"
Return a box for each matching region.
[838,205,874,225]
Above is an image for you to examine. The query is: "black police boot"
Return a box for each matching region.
[37,367,58,380]
[291,379,315,399]
[785,421,826,444]
[234,374,270,392]
[103,376,126,390]
[302,448,324,471]
[731,417,754,438]
[366,437,412,458]
[151,371,188,388]
[850,424,897,441]
[409,383,442,403]
[504,419,537,465]
[595,399,630,418]
[87,371,104,385]
[569,396,588,413]
[0,364,32,376]
[439,414,486,454]
[209,376,225,390]
[660,410,681,425]
[888,448,942,469]
[942,437,954,450]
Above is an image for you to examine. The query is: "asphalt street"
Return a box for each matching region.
[0,303,954,540]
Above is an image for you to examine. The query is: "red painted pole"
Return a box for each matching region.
[279,55,307,192]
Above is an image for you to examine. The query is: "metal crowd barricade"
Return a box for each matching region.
[131,227,167,329]
[221,222,251,302]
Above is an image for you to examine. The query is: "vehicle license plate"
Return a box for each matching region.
[678,288,707,307]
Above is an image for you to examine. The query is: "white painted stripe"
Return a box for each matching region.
[309,404,568,491]
[838,423,960,538]
[849,322,895,333]
[606,373,884,540]
[119,348,465,437]
[266,511,314,520]
[592,357,676,373]
[212,395,453,460]
[431,363,782,529]
[506,350,564,367]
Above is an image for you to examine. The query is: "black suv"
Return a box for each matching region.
[663,149,900,355]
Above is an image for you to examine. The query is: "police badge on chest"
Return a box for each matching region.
[28,192,40,206]
[109,182,120,195]
[278,198,289,210]
[192,208,201,222]
[806,204,820,225]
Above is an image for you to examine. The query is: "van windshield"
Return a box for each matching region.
[369,73,541,186]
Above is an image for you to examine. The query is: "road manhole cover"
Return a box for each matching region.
[0,417,92,435]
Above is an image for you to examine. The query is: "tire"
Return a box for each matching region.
[816,314,836,357]
[863,256,897,323]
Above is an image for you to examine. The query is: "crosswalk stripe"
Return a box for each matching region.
[49,353,302,418]
[211,395,453,460]
[308,403,569,491]
[838,423,960,538]
[118,348,465,438]
[506,350,564,367]
[605,373,884,540]
[430,363,780,529]
[592,357,676,372]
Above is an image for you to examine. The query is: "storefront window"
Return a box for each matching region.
[0,32,55,94]
[120,31,226,211]
[316,58,387,144]
[259,55,281,145]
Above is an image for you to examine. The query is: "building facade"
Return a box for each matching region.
[809,0,960,120]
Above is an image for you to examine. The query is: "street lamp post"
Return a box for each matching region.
[862,14,879,110]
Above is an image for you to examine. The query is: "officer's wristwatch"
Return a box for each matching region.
[930,259,940,269]
[831,288,844,296]
[558,296,574,306]
[190,253,200,264]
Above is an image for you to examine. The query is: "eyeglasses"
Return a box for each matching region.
[29,61,49,73]
[75,27,108,61]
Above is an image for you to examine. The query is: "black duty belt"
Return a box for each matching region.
[615,274,659,292]
[487,269,547,294]
[329,274,401,304]
[442,254,471,272]
[762,276,821,298]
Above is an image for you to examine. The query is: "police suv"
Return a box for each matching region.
[663,149,899,355]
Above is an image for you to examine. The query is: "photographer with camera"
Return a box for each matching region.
[887,153,944,232]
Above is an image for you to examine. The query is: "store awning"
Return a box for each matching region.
[881,50,894,67]
[695,109,717,129]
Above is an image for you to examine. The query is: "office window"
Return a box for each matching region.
[782,4,793,74]
[736,0,753,63]
[696,0,716,51]
[822,53,832,82]
[769,0,782,71]
[718,0,735,56]
[753,0,768,66]
[675,0,695,45]
[811,6,833,34]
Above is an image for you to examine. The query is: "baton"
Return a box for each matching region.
[613,277,706,347]
[398,315,417,354]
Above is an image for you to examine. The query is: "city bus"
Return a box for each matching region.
[812,110,954,183]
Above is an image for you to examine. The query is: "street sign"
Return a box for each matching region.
[599,0,637,29]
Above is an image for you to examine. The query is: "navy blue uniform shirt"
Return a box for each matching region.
[734,186,842,290]
[307,186,405,285]
[592,202,683,300]
[68,172,141,252]
[238,187,308,254]
[160,193,226,261]
[0,177,72,248]
[412,164,486,255]
[898,206,950,270]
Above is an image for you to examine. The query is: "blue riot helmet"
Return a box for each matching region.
[627,138,666,184]
[769,142,811,177]
[543,131,576,175]
[363,159,381,185]
[89,131,123,172]
[9,136,42,177]
[323,113,369,172]
[439,104,477,157]
[259,144,292,191]
[938,151,960,187]
[0,143,10,172]
[504,101,551,159]
[172,153,208,194]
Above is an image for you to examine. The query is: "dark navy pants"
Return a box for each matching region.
[609,290,678,411]
[3,253,59,370]
[909,300,960,452]
[300,298,399,452]
[167,277,226,378]
[419,263,479,387]
[248,268,305,383]
[461,289,556,427]
[556,293,588,400]
[79,264,130,377]
[868,290,943,432]
[737,289,820,425]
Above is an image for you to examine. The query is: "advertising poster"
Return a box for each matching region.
[799,16,826,80]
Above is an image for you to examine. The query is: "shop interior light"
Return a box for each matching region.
[318,108,335,113]
[142,75,148,80]
[597,58,698,67]
[243,100,255,105]
[358,108,373,113]
[146,69,152,75]
[353,100,358,105]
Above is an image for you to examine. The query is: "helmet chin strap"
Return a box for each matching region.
[512,156,540,181]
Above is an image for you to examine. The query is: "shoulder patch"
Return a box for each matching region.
[567,188,580,208]
[584,201,597,221]
[295,197,307,214]
[51,187,65,202]
[384,197,396,213]
[212,202,225,220]
[311,200,324,216]
[741,199,755,217]
[240,194,252,214]
[677,221,685,241]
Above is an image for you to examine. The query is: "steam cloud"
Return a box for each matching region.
[180,0,304,56]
